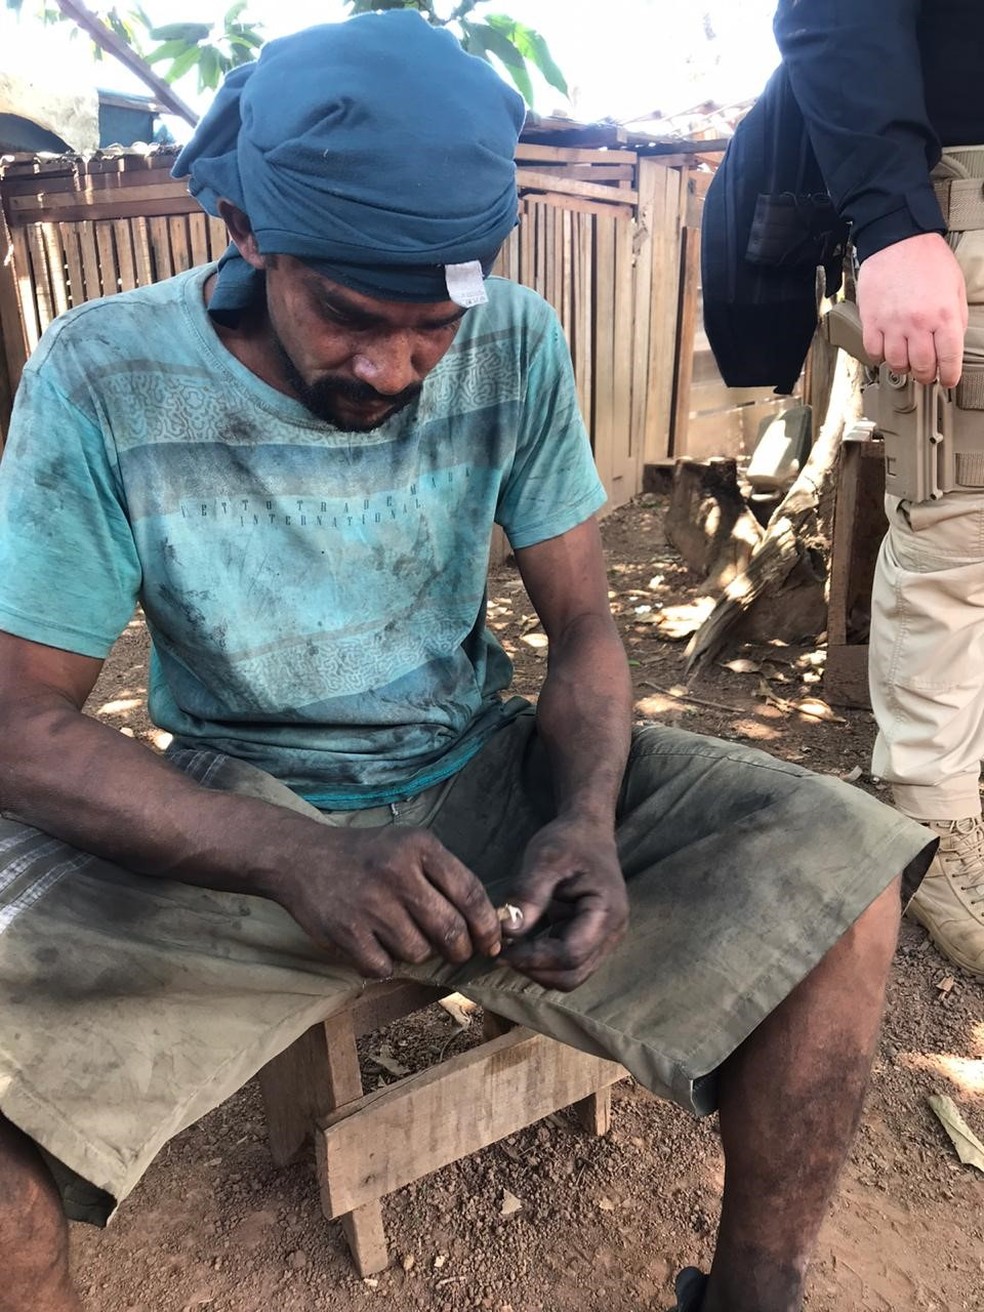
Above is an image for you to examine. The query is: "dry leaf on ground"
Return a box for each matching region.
[928,1094,984,1172]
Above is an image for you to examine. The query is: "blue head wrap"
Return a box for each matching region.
[172,11,526,320]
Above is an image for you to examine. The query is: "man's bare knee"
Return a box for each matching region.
[832,875,902,970]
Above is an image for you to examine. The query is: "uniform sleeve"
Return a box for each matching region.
[774,0,946,260]
[0,366,142,658]
[496,314,606,550]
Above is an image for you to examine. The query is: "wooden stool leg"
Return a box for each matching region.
[257,1023,333,1166]
[573,1086,612,1136]
[317,1008,390,1277]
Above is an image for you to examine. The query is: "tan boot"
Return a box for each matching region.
[908,816,984,977]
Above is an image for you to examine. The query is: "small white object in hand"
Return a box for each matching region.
[497,903,524,931]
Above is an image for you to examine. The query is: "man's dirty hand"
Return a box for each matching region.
[278,827,501,978]
[501,816,628,991]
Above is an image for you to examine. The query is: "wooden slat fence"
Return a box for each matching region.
[672,169,795,461]
[1,145,758,493]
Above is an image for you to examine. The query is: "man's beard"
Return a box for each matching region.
[275,338,422,431]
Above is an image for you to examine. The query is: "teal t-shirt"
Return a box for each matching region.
[0,268,606,806]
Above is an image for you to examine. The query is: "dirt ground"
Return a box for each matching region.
[72,494,983,1312]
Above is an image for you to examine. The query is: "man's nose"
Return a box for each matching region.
[351,333,419,396]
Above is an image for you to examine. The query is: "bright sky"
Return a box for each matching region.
[1,1,782,134]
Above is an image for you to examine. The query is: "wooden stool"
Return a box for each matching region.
[257,980,625,1275]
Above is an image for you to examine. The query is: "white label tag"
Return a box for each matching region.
[444,260,488,308]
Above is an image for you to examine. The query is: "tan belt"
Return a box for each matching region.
[933,176,984,232]
[933,143,984,231]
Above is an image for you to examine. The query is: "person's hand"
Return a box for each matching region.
[500,816,629,991]
[277,826,502,978]
[857,232,968,387]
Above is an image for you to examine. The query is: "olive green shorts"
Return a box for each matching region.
[0,706,933,1224]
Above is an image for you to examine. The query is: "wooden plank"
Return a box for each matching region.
[642,161,685,464]
[78,221,102,300]
[0,335,12,453]
[827,440,862,648]
[0,204,32,390]
[25,225,55,336]
[516,163,636,184]
[629,161,656,478]
[10,226,41,352]
[551,205,563,327]
[112,220,138,291]
[690,378,785,411]
[8,180,197,216]
[539,201,551,300]
[610,214,637,506]
[823,643,871,709]
[5,196,203,227]
[148,216,173,281]
[319,1027,624,1217]
[561,207,573,346]
[207,214,228,261]
[317,1008,390,1277]
[516,143,638,166]
[58,222,86,307]
[514,192,635,222]
[682,407,748,461]
[592,212,617,497]
[519,199,534,290]
[827,437,886,658]
[258,1023,335,1168]
[574,210,593,435]
[40,223,69,319]
[669,199,701,456]
[574,1088,612,1136]
[95,222,119,298]
[131,217,154,286]
[518,168,639,206]
[189,213,210,269]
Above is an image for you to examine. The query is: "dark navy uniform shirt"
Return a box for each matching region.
[774,1,983,259]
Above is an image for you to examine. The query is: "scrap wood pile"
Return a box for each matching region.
[651,328,861,677]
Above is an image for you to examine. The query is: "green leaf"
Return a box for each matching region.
[144,38,189,64]
[486,14,569,96]
[163,44,203,84]
[197,44,222,92]
[144,38,192,66]
[149,22,212,44]
[464,20,534,106]
[227,28,263,52]
[223,1,247,25]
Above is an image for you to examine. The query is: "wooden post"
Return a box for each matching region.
[669,173,702,457]
[0,202,30,450]
[641,160,687,467]
[0,323,12,454]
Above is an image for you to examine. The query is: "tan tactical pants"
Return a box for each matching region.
[870,146,984,820]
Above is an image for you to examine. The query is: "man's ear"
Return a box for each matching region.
[217,199,265,270]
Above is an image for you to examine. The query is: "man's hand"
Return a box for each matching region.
[276,826,502,978]
[501,816,629,991]
[857,232,968,386]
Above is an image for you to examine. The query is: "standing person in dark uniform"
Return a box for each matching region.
[776,0,984,977]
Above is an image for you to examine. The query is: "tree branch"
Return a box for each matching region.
[55,0,200,129]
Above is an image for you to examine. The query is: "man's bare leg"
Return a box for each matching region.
[702,877,902,1312]
[0,1116,81,1312]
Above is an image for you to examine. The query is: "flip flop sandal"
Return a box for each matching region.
[666,1267,709,1311]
